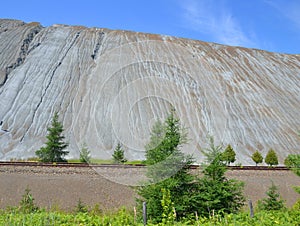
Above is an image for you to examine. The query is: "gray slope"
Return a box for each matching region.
[0,19,299,164]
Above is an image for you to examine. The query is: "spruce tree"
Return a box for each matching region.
[137,109,195,223]
[79,143,91,163]
[35,112,69,162]
[192,137,245,216]
[258,182,286,211]
[252,150,263,166]
[112,143,127,163]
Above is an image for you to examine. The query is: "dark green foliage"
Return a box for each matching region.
[35,112,69,162]
[221,144,236,166]
[265,149,279,166]
[79,143,91,163]
[251,150,263,166]
[145,111,186,166]
[137,112,245,223]
[112,143,127,163]
[19,187,38,213]
[284,154,300,194]
[257,182,286,211]
[75,199,88,213]
[284,154,300,176]
[191,137,245,216]
[137,110,196,223]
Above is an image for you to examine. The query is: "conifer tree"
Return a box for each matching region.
[137,109,195,223]
[258,182,286,211]
[192,137,245,216]
[79,143,91,163]
[112,143,127,163]
[35,112,69,162]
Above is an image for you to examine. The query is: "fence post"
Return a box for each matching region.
[248,199,254,218]
[143,202,147,225]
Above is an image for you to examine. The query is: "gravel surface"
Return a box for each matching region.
[0,165,299,212]
[0,166,138,212]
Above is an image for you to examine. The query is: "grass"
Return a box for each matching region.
[1,208,300,225]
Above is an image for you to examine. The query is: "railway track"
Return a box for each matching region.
[0,161,289,170]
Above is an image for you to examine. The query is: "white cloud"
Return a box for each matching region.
[180,0,258,48]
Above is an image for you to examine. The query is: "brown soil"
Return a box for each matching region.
[0,166,299,212]
[0,166,136,212]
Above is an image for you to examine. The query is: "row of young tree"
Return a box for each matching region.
[219,144,279,167]
[35,112,285,167]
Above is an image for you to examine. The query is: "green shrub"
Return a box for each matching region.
[112,143,127,163]
[265,149,279,166]
[251,150,263,166]
[292,199,300,211]
[257,182,286,211]
[79,143,91,163]
[221,144,236,166]
[19,187,39,213]
[75,198,88,213]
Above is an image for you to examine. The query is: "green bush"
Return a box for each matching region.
[79,143,91,163]
[19,187,39,213]
[251,150,263,166]
[75,198,88,213]
[257,182,286,211]
[265,149,279,166]
[221,144,236,166]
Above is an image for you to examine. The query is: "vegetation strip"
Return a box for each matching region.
[0,161,290,170]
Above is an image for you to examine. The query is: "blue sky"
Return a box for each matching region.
[2,0,300,54]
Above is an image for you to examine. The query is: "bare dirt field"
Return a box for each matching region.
[0,165,299,212]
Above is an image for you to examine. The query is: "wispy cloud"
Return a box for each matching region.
[265,0,300,29]
[180,0,258,48]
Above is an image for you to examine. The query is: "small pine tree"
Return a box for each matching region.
[80,143,91,163]
[221,144,236,166]
[35,112,69,162]
[265,149,279,167]
[257,182,286,211]
[137,109,195,223]
[75,198,88,213]
[252,150,263,166]
[19,187,38,213]
[193,137,245,216]
[112,143,127,163]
